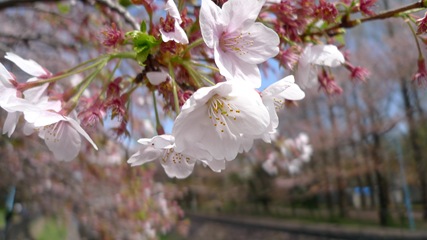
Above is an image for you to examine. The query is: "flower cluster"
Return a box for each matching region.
[0,53,98,161]
[128,0,305,178]
[262,133,313,175]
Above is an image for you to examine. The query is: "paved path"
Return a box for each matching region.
[187,213,427,240]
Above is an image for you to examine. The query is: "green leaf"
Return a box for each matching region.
[140,21,147,32]
[125,31,160,66]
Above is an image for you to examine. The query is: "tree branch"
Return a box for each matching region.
[91,0,140,30]
[306,1,427,37]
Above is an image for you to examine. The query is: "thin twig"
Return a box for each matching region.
[92,0,140,30]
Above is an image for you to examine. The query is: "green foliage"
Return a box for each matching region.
[57,3,70,14]
[119,0,132,8]
[34,218,67,240]
[0,208,4,228]
[126,30,160,66]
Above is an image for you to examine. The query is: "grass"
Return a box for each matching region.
[32,217,67,240]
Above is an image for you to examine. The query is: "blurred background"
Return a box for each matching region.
[1,0,427,239]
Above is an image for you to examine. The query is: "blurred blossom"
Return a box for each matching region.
[345,63,370,82]
[359,0,377,16]
[101,23,124,48]
[413,58,427,87]
[262,152,278,175]
[315,0,338,23]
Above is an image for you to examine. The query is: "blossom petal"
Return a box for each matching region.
[66,116,98,150]
[201,159,226,172]
[233,22,279,64]
[5,52,49,77]
[161,151,196,179]
[200,0,223,48]
[138,135,175,149]
[214,47,261,87]
[146,72,169,85]
[160,22,189,44]
[264,75,305,100]
[41,121,82,161]
[127,145,163,166]
[222,0,266,32]
[23,82,49,103]
[0,63,14,88]
[306,44,345,67]
[2,112,20,137]
[165,0,182,23]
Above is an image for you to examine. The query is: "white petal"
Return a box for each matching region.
[160,22,189,44]
[201,159,225,172]
[264,75,305,101]
[127,145,162,166]
[200,0,223,48]
[23,122,35,136]
[214,47,261,88]
[5,52,49,77]
[165,0,182,23]
[0,63,14,88]
[146,71,170,85]
[24,110,65,127]
[23,82,49,103]
[138,135,175,149]
[66,116,98,150]
[295,62,318,89]
[233,22,279,64]
[2,112,20,137]
[305,44,345,67]
[161,150,196,179]
[222,0,266,32]
[42,122,82,161]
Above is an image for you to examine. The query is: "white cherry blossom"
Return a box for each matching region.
[23,110,98,161]
[172,81,270,161]
[0,52,52,137]
[260,75,305,142]
[128,135,198,179]
[295,44,345,88]
[199,0,279,88]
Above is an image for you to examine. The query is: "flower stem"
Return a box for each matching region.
[182,38,205,56]
[191,61,220,72]
[64,60,107,114]
[406,18,423,59]
[152,90,162,132]
[168,62,181,114]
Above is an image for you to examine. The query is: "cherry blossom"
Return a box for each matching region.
[0,53,98,161]
[0,52,52,137]
[262,152,278,175]
[128,135,199,179]
[295,44,345,88]
[260,75,305,142]
[159,0,189,44]
[23,110,99,161]
[172,81,270,161]
[199,0,280,88]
